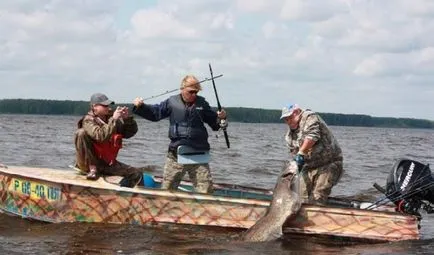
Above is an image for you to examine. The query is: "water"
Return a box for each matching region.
[0,114,434,254]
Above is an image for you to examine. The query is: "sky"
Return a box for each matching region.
[1,0,434,120]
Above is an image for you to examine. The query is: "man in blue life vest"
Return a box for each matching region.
[281,103,343,204]
[74,93,142,187]
[132,75,227,194]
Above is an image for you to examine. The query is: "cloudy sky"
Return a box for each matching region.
[1,0,434,120]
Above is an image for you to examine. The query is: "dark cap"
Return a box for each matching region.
[90,93,115,106]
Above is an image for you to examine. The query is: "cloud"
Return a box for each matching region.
[354,47,434,77]
[130,9,197,38]
[401,0,434,17]
[236,0,276,13]
[0,0,434,120]
[280,0,347,22]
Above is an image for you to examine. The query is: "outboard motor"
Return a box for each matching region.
[384,158,434,215]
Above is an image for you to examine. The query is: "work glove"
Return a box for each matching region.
[294,153,305,172]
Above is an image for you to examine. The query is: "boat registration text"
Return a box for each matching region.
[8,178,62,201]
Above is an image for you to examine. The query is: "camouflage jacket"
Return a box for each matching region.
[77,111,138,142]
[285,110,342,169]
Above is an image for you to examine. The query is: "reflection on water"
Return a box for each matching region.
[0,114,434,254]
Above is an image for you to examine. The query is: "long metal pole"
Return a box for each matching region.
[143,74,223,101]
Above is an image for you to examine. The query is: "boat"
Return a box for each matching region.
[0,158,432,243]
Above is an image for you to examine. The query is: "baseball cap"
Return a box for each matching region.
[280,103,299,119]
[90,93,115,106]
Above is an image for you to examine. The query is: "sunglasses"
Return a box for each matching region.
[187,90,199,95]
[284,111,301,121]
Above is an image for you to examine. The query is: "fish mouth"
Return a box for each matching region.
[280,161,299,179]
[281,172,295,179]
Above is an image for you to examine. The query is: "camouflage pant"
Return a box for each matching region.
[299,160,343,204]
[74,129,142,187]
[162,152,213,194]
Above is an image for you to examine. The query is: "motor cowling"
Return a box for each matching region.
[385,158,434,214]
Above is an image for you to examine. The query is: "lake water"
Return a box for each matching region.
[0,114,433,254]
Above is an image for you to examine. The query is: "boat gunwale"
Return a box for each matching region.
[0,165,420,220]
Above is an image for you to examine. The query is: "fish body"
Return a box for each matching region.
[243,161,301,242]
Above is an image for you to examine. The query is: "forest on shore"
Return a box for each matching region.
[1,99,433,129]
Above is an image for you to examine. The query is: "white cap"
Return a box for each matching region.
[280,104,299,119]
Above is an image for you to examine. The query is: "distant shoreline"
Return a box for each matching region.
[1,99,433,129]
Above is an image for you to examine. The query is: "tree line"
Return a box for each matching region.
[0,99,433,129]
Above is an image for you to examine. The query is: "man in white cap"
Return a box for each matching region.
[74,93,142,187]
[280,103,343,204]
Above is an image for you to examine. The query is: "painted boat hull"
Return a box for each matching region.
[0,166,420,242]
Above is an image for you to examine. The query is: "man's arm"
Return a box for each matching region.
[201,100,220,131]
[298,138,316,155]
[82,118,118,142]
[298,114,321,154]
[133,99,171,122]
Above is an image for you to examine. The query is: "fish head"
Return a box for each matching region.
[280,160,299,177]
[278,160,301,196]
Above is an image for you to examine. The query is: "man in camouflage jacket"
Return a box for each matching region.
[281,103,343,203]
[74,93,142,188]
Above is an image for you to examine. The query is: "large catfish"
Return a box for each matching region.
[243,160,301,242]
